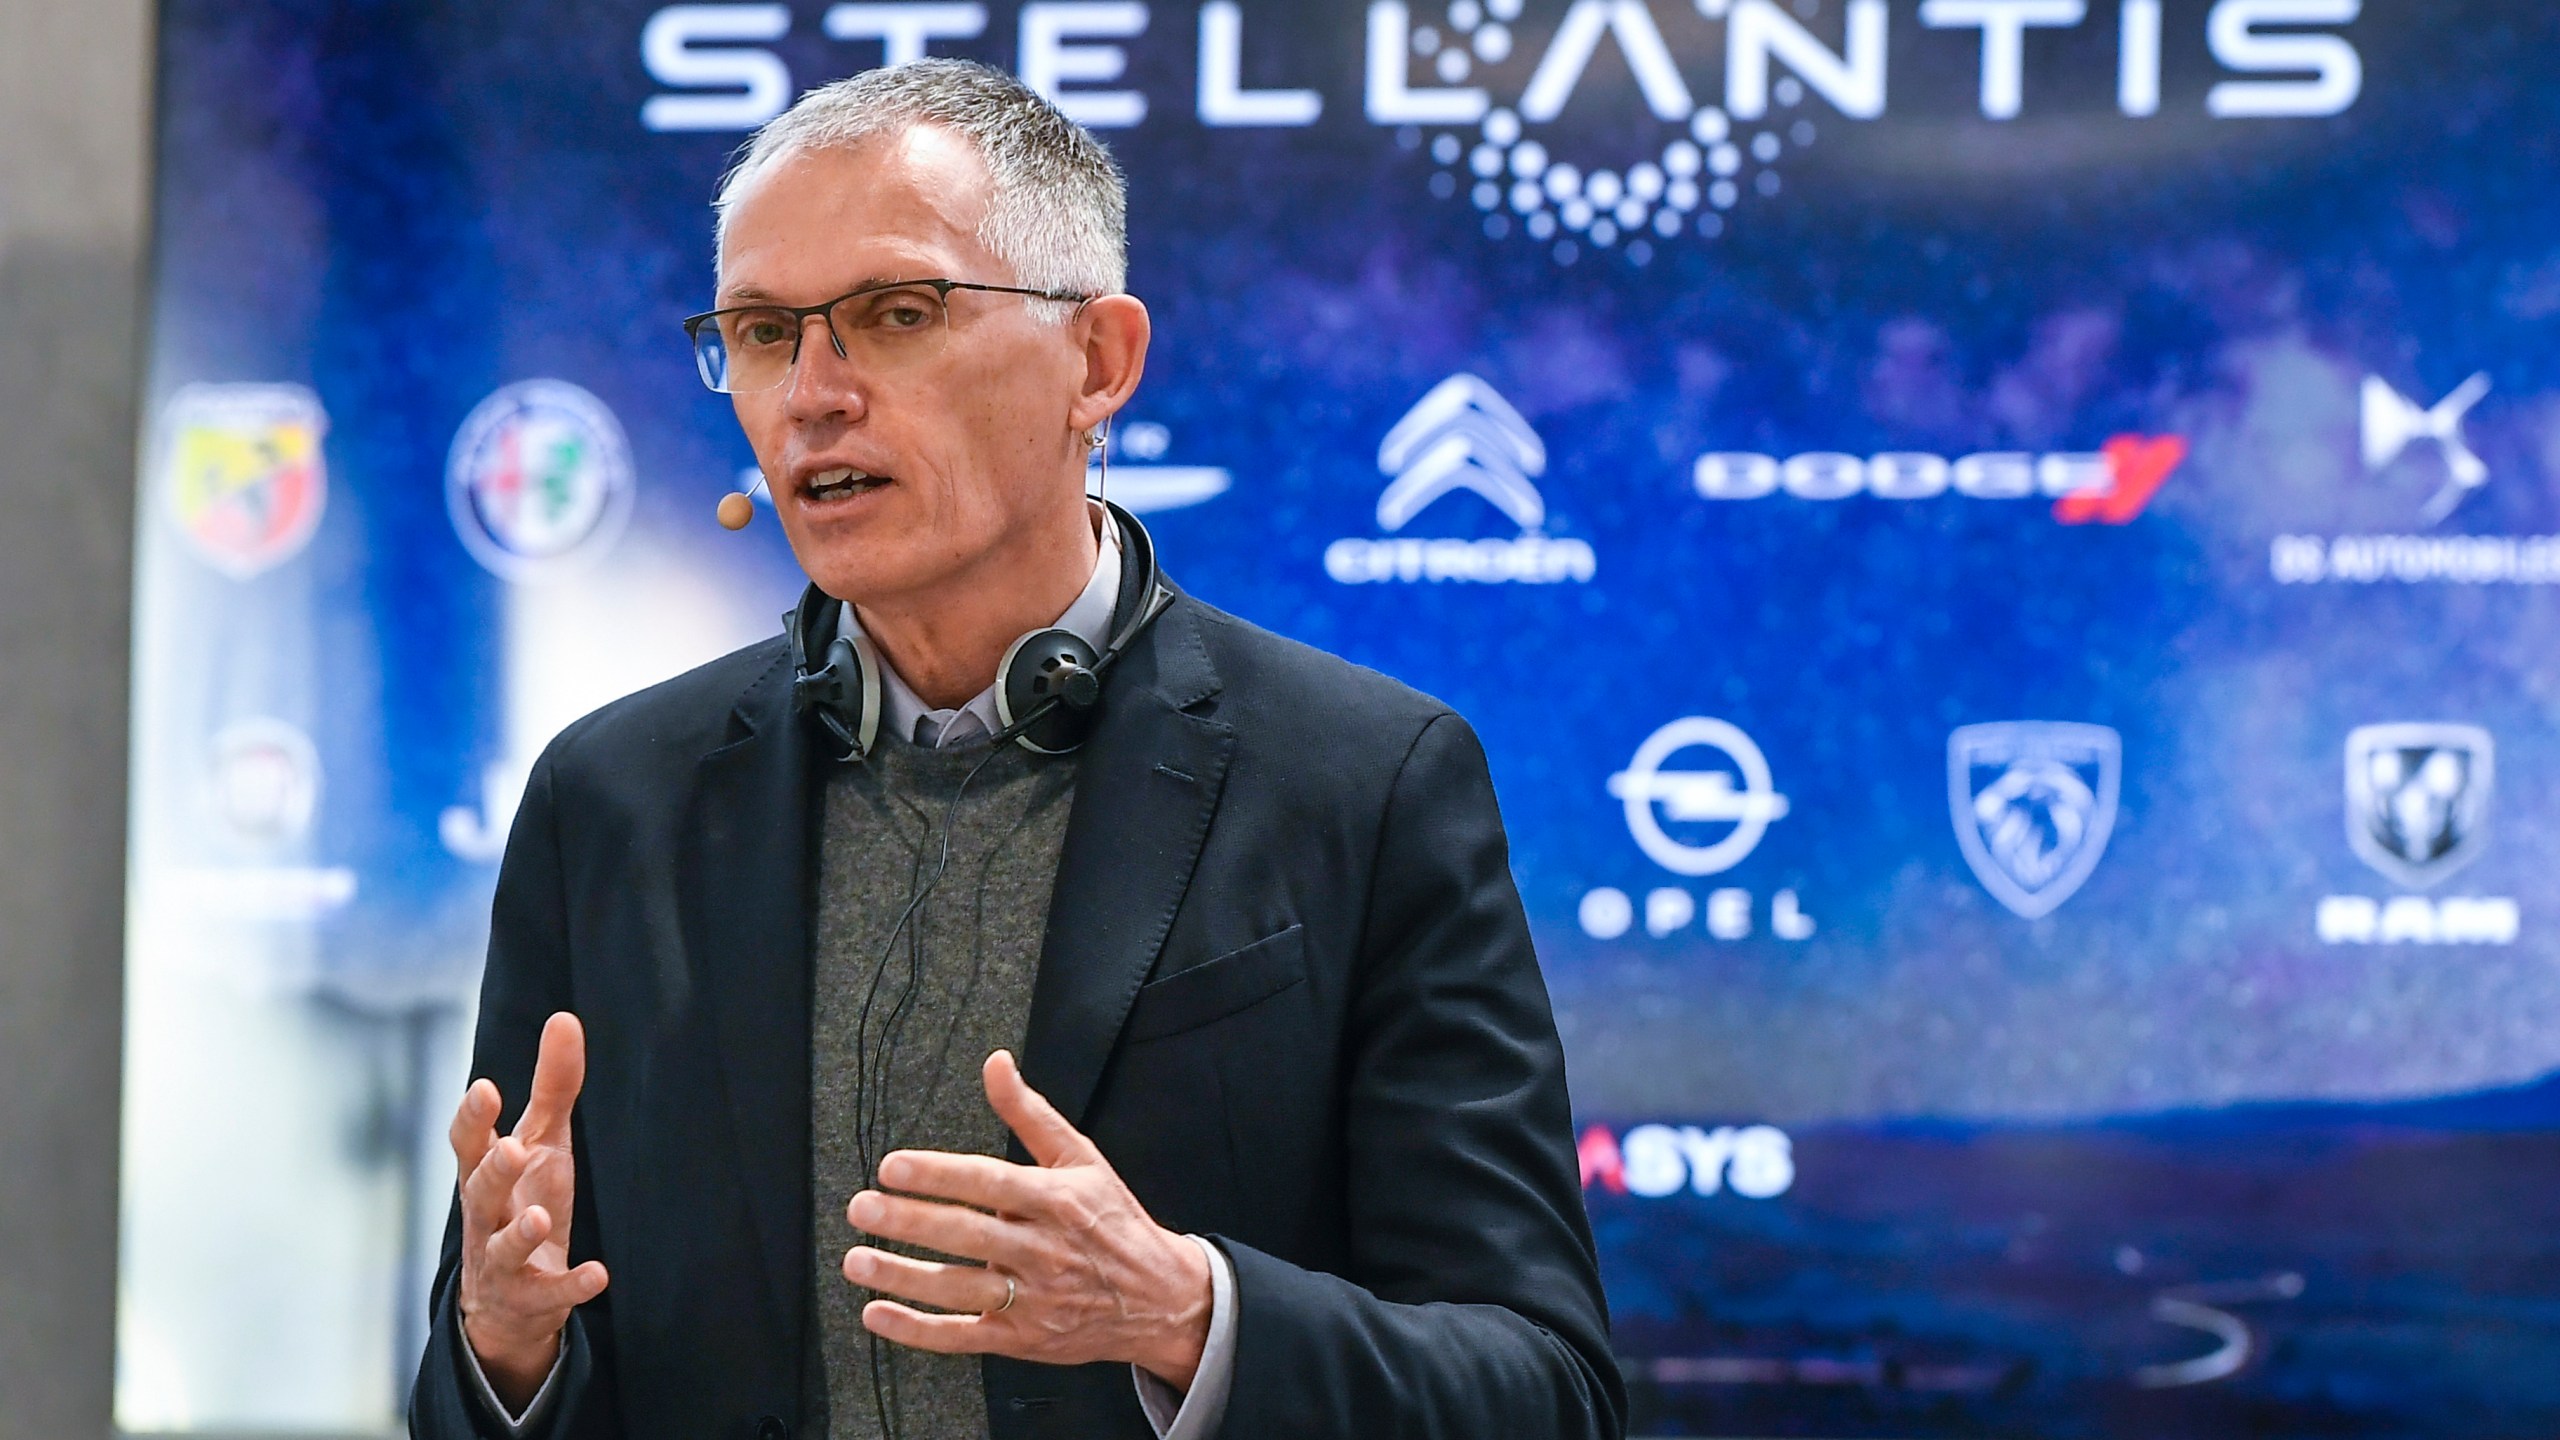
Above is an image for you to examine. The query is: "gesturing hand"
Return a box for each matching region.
[450,1011,611,1411]
[843,1050,1214,1390]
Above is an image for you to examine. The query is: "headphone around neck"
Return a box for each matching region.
[784,499,1173,762]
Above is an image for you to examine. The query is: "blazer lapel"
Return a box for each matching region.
[680,649,818,1337]
[1022,597,1234,1131]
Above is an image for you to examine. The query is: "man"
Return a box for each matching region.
[411,59,1621,1440]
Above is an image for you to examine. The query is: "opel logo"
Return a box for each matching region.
[1607,717,1791,876]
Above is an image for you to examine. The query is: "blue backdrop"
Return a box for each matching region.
[120,1,2560,1433]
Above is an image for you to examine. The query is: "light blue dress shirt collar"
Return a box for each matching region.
[838,503,1124,749]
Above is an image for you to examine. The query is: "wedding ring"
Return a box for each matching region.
[991,1273,1017,1314]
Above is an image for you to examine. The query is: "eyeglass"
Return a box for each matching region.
[681,277,1090,395]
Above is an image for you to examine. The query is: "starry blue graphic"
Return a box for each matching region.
[139,2,2560,1431]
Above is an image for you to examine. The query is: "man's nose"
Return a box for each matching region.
[781,312,871,422]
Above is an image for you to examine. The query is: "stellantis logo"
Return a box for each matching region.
[1326,374,1595,584]
[639,1,2365,261]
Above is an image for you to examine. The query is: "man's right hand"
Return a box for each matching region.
[450,1011,611,1412]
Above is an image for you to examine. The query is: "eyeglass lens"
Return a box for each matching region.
[693,284,955,394]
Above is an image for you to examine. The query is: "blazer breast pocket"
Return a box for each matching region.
[1122,924,1307,1045]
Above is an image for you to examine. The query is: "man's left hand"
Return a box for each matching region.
[843,1049,1214,1390]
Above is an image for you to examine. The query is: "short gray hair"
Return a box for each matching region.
[713,59,1127,318]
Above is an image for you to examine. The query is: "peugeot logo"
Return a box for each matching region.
[1947,721,2122,919]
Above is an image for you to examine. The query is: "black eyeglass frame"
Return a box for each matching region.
[680,277,1093,390]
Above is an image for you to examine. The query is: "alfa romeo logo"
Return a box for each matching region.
[447,379,634,581]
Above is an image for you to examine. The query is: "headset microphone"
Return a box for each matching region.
[717,472,770,531]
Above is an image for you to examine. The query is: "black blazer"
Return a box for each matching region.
[410,588,1624,1440]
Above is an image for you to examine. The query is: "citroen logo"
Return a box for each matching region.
[1375,373,1548,532]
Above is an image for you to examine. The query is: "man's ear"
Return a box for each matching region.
[1068,294,1151,437]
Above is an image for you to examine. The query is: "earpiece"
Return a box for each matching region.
[784,499,1170,762]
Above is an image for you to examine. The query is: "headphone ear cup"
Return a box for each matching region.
[843,632,883,758]
[997,627,1104,755]
[792,614,883,761]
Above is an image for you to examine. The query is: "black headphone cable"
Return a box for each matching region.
[848,737,1009,1440]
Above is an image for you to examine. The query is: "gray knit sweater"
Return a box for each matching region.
[805,729,1078,1439]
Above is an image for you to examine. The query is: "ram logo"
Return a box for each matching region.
[2344,722,2492,889]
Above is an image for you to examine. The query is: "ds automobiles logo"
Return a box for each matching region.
[2269,369,2546,586]
[2362,373,2490,524]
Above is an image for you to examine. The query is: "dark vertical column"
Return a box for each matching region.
[0,0,154,1434]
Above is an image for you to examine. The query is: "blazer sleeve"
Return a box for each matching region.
[410,751,625,1440]
[1213,712,1626,1439]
